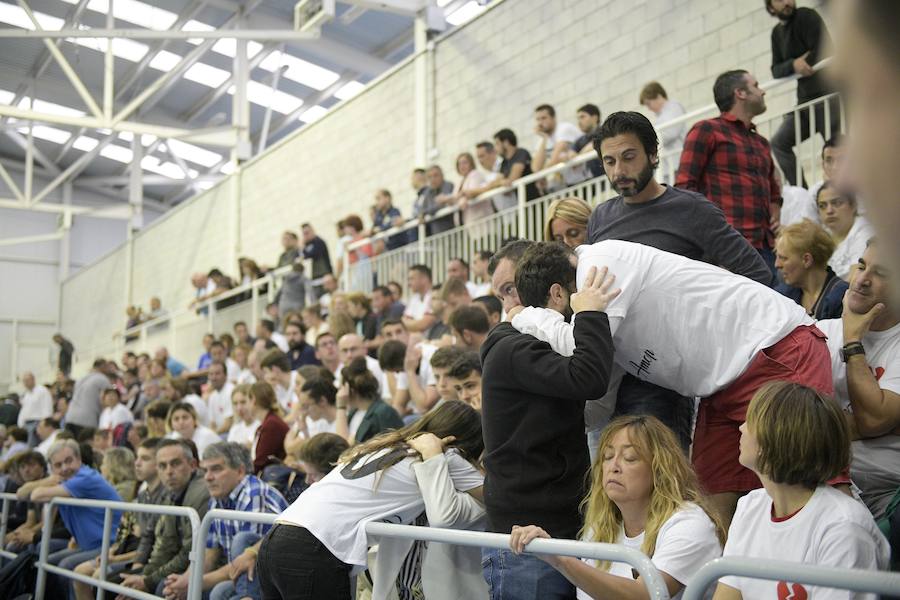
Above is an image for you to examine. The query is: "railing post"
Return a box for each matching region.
[207,301,215,334]
[808,101,817,184]
[251,282,259,325]
[139,324,147,352]
[793,107,802,186]
[0,494,9,546]
[417,222,426,264]
[516,182,527,238]
[188,511,206,600]
[96,507,113,600]
[35,502,53,600]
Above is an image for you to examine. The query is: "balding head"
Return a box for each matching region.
[22,372,35,390]
[190,273,208,289]
[154,347,169,361]
[338,334,366,364]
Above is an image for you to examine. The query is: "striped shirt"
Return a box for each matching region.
[206,475,288,552]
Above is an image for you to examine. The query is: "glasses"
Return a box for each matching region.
[817,197,850,210]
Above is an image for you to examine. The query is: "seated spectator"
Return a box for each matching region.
[494,128,539,203]
[0,426,28,469]
[774,220,848,318]
[314,332,342,377]
[18,439,121,589]
[808,133,847,205]
[3,451,54,554]
[379,320,439,416]
[371,285,405,341]
[473,295,502,328]
[101,446,137,501]
[713,382,890,599]
[295,432,349,485]
[209,340,240,383]
[532,103,588,191]
[261,350,298,412]
[250,382,289,473]
[337,333,391,401]
[816,183,874,280]
[205,361,235,435]
[510,415,723,599]
[35,417,61,457]
[469,250,494,297]
[387,281,404,304]
[257,319,288,353]
[545,197,590,249]
[452,152,492,233]
[302,304,329,347]
[155,347,186,377]
[424,291,452,342]
[161,442,287,600]
[413,165,455,236]
[277,259,309,317]
[257,401,483,599]
[197,333,215,371]
[18,371,53,441]
[639,81,687,177]
[234,321,255,348]
[233,344,255,384]
[117,438,209,597]
[318,274,339,316]
[440,277,473,313]
[144,400,172,438]
[346,292,378,347]
[98,387,134,431]
[327,308,356,342]
[166,402,221,457]
[339,357,403,444]
[371,189,405,251]
[446,352,483,410]
[227,384,261,448]
[430,345,467,406]
[447,305,491,351]
[573,103,603,177]
[285,377,340,456]
[446,258,479,299]
[283,320,318,371]
[403,264,436,333]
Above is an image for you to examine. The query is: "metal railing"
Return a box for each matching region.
[0,491,20,560]
[681,556,900,600]
[34,496,202,600]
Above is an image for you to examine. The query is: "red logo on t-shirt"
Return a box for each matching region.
[777,581,808,600]
[873,366,885,381]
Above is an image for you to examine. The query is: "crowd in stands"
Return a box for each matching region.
[2,2,899,599]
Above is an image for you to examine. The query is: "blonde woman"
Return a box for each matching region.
[774,220,848,319]
[544,197,591,249]
[510,415,724,599]
[165,401,220,457]
[101,446,138,502]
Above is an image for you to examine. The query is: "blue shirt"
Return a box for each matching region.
[206,475,287,557]
[168,357,187,377]
[60,465,122,550]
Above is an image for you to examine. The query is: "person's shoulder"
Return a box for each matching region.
[795,6,823,23]
[813,487,880,529]
[815,317,842,339]
[512,147,531,161]
[662,185,713,207]
[733,488,770,519]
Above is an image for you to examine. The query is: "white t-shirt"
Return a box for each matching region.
[512,240,812,397]
[348,407,367,440]
[535,121,588,186]
[403,291,432,321]
[829,217,875,280]
[236,369,256,385]
[225,358,241,382]
[207,383,234,430]
[335,356,392,401]
[271,332,289,353]
[227,419,260,446]
[18,385,54,427]
[721,487,889,599]
[815,318,900,518]
[781,185,819,227]
[183,394,210,427]
[576,504,722,600]
[169,425,221,458]
[395,343,438,403]
[275,371,299,413]
[276,448,483,573]
[36,430,59,457]
[98,404,134,430]
[469,282,492,298]
[307,417,336,437]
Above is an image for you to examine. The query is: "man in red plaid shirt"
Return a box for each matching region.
[676,70,782,281]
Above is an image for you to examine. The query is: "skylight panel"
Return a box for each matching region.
[149,50,183,72]
[166,139,222,168]
[234,81,303,114]
[72,136,100,152]
[118,132,158,146]
[141,156,189,179]
[333,81,365,101]
[58,0,178,30]
[0,3,64,30]
[0,89,16,105]
[298,105,328,123]
[70,36,149,62]
[183,63,231,88]
[259,51,339,91]
[100,144,134,163]
[219,161,235,175]
[16,125,71,144]
[17,97,85,118]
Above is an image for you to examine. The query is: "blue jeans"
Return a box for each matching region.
[210,532,263,600]
[48,546,101,600]
[482,548,575,600]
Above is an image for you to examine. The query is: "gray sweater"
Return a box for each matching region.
[586,185,773,286]
[66,370,111,428]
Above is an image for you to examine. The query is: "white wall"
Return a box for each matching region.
[58,0,829,378]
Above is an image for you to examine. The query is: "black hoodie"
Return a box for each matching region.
[479,310,614,539]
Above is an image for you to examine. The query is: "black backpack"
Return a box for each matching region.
[260,463,308,504]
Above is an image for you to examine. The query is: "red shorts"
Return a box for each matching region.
[692,324,833,494]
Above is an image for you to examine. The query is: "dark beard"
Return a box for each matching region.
[612,159,655,197]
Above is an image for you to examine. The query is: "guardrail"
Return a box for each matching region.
[34,497,202,600]
[0,491,20,560]
[681,556,900,600]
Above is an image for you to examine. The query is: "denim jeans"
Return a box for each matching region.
[481,548,575,600]
[48,546,102,600]
[614,374,695,451]
[210,532,263,600]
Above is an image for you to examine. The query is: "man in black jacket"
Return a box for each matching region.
[767,0,840,186]
[480,242,617,600]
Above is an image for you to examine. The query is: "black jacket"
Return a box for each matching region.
[480,311,614,539]
[770,7,833,103]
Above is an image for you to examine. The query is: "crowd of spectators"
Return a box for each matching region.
[3,2,899,599]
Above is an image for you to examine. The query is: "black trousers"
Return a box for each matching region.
[614,374,695,451]
[257,524,352,600]
[771,94,842,187]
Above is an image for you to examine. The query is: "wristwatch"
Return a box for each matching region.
[840,342,866,363]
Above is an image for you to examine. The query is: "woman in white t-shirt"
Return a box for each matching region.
[98,388,134,431]
[450,152,491,238]
[256,400,484,600]
[713,381,890,600]
[816,183,874,280]
[510,415,725,600]
[165,402,222,458]
[226,383,260,448]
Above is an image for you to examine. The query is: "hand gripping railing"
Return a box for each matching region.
[188,508,279,600]
[681,556,900,600]
[365,522,671,600]
[34,497,202,600]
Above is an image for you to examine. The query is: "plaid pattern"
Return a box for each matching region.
[206,475,288,551]
[675,112,782,250]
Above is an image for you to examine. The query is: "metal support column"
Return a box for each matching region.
[413,14,428,167]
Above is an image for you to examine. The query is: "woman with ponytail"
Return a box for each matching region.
[510,415,724,599]
[338,356,403,444]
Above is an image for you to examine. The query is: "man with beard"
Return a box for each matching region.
[677,70,782,280]
[584,111,771,446]
[285,320,318,370]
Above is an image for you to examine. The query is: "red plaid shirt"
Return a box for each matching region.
[675,112,781,249]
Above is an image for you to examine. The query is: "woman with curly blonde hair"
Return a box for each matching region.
[510,415,725,599]
[101,446,137,502]
[544,197,592,249]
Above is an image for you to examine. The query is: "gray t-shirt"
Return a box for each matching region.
[852,435,900,520]
[66,371,111,428]
[586,185,773,286]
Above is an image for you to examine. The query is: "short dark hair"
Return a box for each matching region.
[488,239,534,276]
[139,437,162,451]
[449,257,469,270]
[447,352,482,379]
[146,401,172,420]
[103,387,121,400]
[315,332,336,348]
[42,417,60,429]
[639,81,668,104]
[209,340,225,350]
[475,249,493,262]
[259,319,275,334]
[378,340,407,372]
[713,69,749,112]
[577,103,601,118]
[156,437,198,463]
[233,321,247,329]
[475,141,494,152]
[822,133,846,157]
[301,378,337,406]
[473,295,502,317]
[92,358,107,370]
[409,264,432,281]
[260,349,291,373]
[515,242,577,308]
[593,111,659,161]
[208,360,227,374]
[380,318,405,333]
[535,104,555,117]
[447,306,491,335]
[493,128,517,146]
[430,345,466,370]
[297,433,349,475]
[413,168,426,175]
[15,450,47,471]
[7,426,27,443]
[372,285,392,298]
